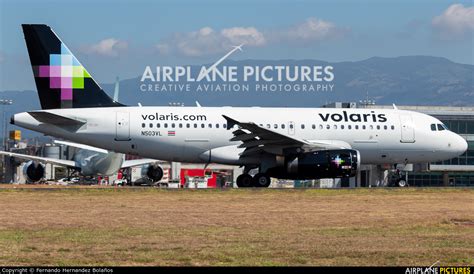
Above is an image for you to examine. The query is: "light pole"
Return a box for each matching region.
[0,99,13,183]
[0,99,13,150]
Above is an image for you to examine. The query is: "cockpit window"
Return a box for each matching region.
[431,124,437,131]
[437,124,445,131]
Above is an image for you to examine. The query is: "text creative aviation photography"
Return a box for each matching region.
[0,0,473,271]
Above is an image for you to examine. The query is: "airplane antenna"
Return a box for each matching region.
[392,104,398,110]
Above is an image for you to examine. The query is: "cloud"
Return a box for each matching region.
[156,17,347,57]
[432,4,474,40]
[156,26,265,57]
[272,17,349,44]
[82,38,128,57]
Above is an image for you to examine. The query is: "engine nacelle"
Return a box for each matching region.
[266,149,360,180]
[141,164,164,182]
[22,161,45,183]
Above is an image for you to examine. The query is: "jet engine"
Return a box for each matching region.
[141,163,164,182]
[22,161,46,183]
[266,149,360,180]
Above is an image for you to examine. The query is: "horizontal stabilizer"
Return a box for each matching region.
[28,111,85,131]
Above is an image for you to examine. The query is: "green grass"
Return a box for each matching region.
[0,187,472,266]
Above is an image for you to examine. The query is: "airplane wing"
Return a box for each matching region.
[121,159,159,169]
[223,115,351,157]
[0,151,77,168]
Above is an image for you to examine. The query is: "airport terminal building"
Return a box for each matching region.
[363,104,474,187]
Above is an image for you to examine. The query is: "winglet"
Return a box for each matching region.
[392,103,398,110]
[222,115,238,130]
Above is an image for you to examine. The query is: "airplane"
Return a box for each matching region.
[0,140,162,183]
[11,24,468,187]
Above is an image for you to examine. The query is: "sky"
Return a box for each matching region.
[0,0,473,90]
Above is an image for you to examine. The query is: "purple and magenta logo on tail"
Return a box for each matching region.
[33,43,91,107]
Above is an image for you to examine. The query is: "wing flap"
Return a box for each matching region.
[223,115,352,158]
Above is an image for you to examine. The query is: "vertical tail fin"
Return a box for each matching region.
[22,24,123,109]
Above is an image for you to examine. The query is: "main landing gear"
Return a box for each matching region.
[236,173,271,188]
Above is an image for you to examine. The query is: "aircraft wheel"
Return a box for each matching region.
[397,179,408,187]
[253,173,271,188]
[236,174,253,188]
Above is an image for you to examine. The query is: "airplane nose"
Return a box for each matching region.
[454,135,468,155]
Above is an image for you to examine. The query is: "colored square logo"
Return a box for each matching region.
[61,77,72,88]
[50,54,61,66]
[72,77,84,89]
[50,77,61,89]
[61,66,73,77]
[61,55,73,66]
[61,89,73,100]
[61,44,72,55]
[39,66,49,77]
[72,66,84,77]
[50,66,61,77]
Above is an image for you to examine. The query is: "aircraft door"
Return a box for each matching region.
[399,114,415,143]
[288,121,295,135]
[115,112,130,141]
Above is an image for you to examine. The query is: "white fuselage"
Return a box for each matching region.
[13,106,467,165]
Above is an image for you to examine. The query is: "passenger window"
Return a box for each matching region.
[216,124,220,129]
[333,125,337,129]
[391,125,395,130]
[376,125,380,130]
[208,123,212,128]
[312,124,316,129]
[149,123,153,128]
[274,124,278,129]
[319,125,323,130]
[384,125,387,130]
[362,125,366,130]
[431,124,437,131]
[142,123,146,128]
[281,124,285,129]
[223,124,226,128]
[326,125,330,129]
[267,124,271,129]
[437,124,445,131]
[157,123,161,128]
[290,124,294,129]
[179,123,182,128]
[164,123,168,128]
[301,124,305,129]
[355,125,359,130]
[348,125,352,130]
[341,125,345,129]
[370,125,374,130]
[194,124,197,128]
[201,123,205,128]
[171,123,175,128]
[186,123,190,128]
